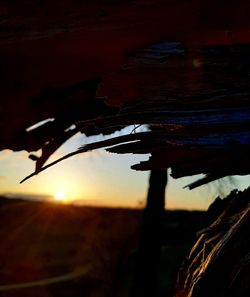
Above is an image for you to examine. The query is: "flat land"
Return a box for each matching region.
[0,197,205,297]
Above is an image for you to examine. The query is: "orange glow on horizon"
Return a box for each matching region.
[54,190,67,201]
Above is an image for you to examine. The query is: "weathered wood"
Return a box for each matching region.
[0,3,249,297]
[1,1,250,155]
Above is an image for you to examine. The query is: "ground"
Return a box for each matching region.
[0,196,205,297]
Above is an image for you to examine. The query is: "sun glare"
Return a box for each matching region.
[54,190,66,202]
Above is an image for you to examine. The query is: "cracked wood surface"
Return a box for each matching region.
[0,1,249,185]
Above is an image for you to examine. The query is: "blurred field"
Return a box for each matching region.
[0,196,205,297]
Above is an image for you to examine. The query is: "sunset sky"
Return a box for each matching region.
[0,126,249,210]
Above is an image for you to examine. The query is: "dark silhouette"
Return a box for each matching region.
[175,188,250,297]
[130,170,167,297]
[0,2,250,297]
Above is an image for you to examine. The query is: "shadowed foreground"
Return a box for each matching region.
[175,187,250,297]
[0,196,205,297]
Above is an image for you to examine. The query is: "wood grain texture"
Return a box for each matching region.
[0,1,249,186]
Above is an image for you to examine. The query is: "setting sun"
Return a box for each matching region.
[54,190,67,201]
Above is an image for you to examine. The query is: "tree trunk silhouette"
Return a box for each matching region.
[130,169,167,297]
